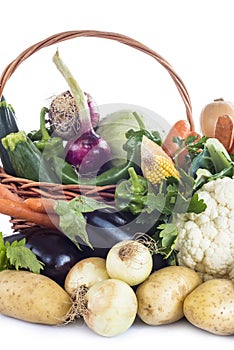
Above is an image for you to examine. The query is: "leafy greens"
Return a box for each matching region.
[54,196,113,249]
[0,233,44,273]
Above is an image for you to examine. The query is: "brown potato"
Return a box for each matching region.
[0,270,72,325]
[136,265,202,325]
[184,279,234,335]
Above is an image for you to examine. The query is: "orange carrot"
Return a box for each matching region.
[24,197,56,214]
[214,115,233,151]
[0,198,59,228]
[0,184,24,203]
[162,120,191,158]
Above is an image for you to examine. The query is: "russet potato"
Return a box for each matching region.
[136,265,202,325]
[0,270,72,325]
[183,278,234,335]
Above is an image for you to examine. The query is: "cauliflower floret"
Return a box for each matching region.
[175,177,234,282]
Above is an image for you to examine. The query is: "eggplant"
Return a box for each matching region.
[84,208,168,272]
[4,209,168,286]
[90,208,168,265]
[4,229,93,287]
[83,208,140,249]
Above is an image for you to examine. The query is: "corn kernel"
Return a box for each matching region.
[142,155,179,185]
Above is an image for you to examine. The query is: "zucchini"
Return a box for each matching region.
[2,131,59,183]
[0,96,19,175]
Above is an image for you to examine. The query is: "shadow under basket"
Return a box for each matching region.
[0,30,194,232]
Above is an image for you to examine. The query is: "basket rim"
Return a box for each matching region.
[0,29,194,130]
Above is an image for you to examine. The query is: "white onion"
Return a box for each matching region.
[106,240,153,286]
[64,257,109,296]
[84,278,137,337]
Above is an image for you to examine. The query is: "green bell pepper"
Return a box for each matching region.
[115,167,149,214]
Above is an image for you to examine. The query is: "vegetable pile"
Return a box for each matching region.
[0,51,233,337]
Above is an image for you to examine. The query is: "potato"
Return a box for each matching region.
[0,270,72,325]
[136,265,202,325]
[184,279,234,335]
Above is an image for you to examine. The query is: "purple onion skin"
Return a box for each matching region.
[65,130,111,175]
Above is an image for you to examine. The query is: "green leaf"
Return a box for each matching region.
[185,134,200,145]
[158,223,179,258]
[55,195,112,249]
[178,168,195,198]
[162,183,179,215]
[205,138,232,172]
[187,193,207,214]
[10,237,26,248]
[0,233,7,270]
[6,244,44,274]
[59,208,92,249]
[187,135,208,154]
[0,250,7,271]
[172,136,184,147]
[189,138,234,180]
[145,192,166,213]
[0,233,44,273]
[0,233,5,249]
[172,192,191,213]
[68,196,112,213]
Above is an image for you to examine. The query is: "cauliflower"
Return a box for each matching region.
[175,176,234,282]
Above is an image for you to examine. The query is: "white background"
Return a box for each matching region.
[0,0,233,348]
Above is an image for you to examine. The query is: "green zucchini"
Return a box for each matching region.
[2,131,59,183]
[0,96,19,175]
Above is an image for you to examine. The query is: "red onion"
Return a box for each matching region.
[65,130,111,175]
[53,50,111,175]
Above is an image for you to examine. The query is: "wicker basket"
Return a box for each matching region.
[0,30,194,231]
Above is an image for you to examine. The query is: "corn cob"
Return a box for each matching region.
[141,135,180,185]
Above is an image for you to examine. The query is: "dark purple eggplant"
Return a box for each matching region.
[83,208,169,271]
[4,209,168,287]
[83,208,138,249]
[4,229,93,287]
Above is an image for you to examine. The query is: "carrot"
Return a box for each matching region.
[214,115,233,151]
[162,120,191,158]
[0,198,59,229]
[0,184,23,203]
[24,197,56,214]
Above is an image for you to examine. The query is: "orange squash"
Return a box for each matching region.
[214,115,233,151]
[200,98,234,137]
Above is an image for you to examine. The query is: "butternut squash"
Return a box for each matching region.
[200,98,234,151]
[200,98,234,135]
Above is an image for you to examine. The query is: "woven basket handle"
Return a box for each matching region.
[0,30,194,130]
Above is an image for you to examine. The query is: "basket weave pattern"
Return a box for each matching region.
[0,30,194,231]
